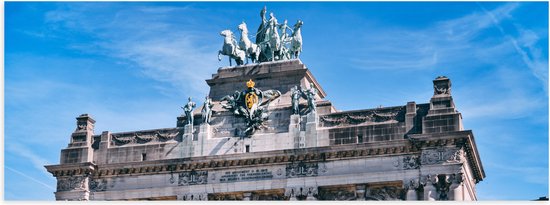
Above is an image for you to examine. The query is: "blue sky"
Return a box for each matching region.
[4,2,548,200]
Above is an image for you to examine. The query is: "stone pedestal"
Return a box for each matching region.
[405,101,417,134]
[96,131,111,164]
[289,114,301,149]
[181,124,194,158]
[195,124,211,156]
[305,111,318,148]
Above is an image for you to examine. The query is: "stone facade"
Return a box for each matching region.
[45,60,485,200]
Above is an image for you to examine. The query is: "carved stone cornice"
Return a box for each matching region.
[45,162,96,177]
[79,139,419,178]
[408,130,485,183]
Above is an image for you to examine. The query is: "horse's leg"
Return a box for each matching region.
[229,57,232,66]
[218,51,222,61]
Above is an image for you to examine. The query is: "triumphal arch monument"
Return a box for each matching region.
[46,7,485,201]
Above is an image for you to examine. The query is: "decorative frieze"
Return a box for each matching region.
[365,186,402,200]
[319,107,404,127]
[110,129,180,146]
[402,155,420,169]
[317,187,356,200]
[178,170,208,186]
[88,178,108,192]
[285,186,318,200]
[57,176,86,192]
[179,192,208,201]
[421,148,462,165]
[286,161,318,178]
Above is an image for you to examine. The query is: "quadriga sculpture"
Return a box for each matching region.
[218,30,246,66]
[238,22,261,64]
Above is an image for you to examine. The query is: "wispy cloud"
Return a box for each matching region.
[350,1,548,95]
[478,3,548,90]
[43,3,220,97]
[6,142,52,175]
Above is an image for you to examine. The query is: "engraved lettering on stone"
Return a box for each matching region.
[219,168,273,183]
[178,170,208,186]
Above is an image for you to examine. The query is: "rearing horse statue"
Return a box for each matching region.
[289,20,303,59]
[238,22,261,64]
[218,30,246,66]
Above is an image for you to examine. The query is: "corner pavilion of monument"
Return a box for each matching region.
[45,7,485,201]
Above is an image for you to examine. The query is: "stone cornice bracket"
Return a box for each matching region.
[45,162,97,177]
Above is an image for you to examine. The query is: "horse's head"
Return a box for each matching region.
[238,22,247,32]
[220,30,232,37]
[294,20,303,29]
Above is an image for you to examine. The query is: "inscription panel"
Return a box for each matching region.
[219,168,274,183]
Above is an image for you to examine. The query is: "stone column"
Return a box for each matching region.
[423,175,438,201]
[448,173,464,201]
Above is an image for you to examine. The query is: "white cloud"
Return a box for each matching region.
[43,4,220,98]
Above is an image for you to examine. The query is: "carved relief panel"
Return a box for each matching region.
[57,176,87,192]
